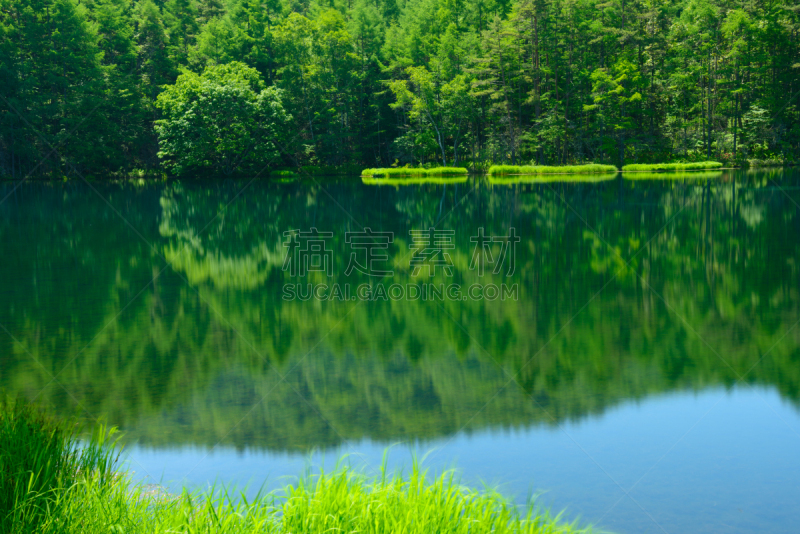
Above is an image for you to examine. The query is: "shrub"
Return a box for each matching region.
[155,62,291,177]
[747,158,784,168]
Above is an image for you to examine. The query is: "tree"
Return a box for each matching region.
[585,60,643,166]
[154,62,290,175]
[0,0,110,176]
[391,66,471,164]
[164,0,199,66]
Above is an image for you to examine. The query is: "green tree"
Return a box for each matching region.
[0,0,110,176]
[164,0,199,66]
[585,59,643,166]
[154,62,290,175]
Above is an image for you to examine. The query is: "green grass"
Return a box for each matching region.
[0,397,119,533]
[488,164,618,175]
[43,464,590,534]
[362,167,469,177]
[621,161,723,171]
[1,399,593,534]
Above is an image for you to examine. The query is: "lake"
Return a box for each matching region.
[1,168,799,533]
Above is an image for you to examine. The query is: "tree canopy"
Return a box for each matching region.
[1,0,799,176]
[155,62,290,175]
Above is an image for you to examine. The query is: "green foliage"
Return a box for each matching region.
[46,465,588,534]
[2,0,800,176]
[0,398,118,533]
[488,164,619,175]
[362,166,469,176]
[746,158,785,168]
[0,0,111,176]
[280,465,584,534]
[621,162,723,171]
[155,62,290,176]
[299,164,364,175]
[1,401,585,534]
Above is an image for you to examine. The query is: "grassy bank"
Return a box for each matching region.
[488,164,618,175]
[1,399,590,534]
[621,161,723,171]
[361,167,469,177]
[0,398,119,533]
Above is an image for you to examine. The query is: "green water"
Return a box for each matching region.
[1,169,799,532]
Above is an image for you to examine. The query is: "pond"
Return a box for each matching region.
[1,168,799,533]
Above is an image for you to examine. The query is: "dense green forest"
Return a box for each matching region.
[1,0,799,176]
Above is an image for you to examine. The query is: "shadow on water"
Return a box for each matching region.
[622,170,724,181]
[361,175,469,186]
[487,173,618,184]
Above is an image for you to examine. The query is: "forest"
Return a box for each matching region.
[1,0,799,177]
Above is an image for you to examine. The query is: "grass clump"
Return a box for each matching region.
[47,465,587,534]
[1,399,592,534]
[0,398,118,533]
[362,167,468,177]
[488,164,618,175]
[621,161,723,171]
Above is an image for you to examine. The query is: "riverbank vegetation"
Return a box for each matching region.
[621,162,723,171]
[747,158,787,168]
[489,164,618,175]
[1,0,798,178]
[361,167,468,177]
[0,398,119,532]
[0,398,586,534]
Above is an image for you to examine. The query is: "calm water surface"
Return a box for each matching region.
[1,169,799,533]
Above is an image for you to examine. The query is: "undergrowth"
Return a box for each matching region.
[1,398,595,534]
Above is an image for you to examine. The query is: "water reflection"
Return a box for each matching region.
[0,170,798,453]
[488,173,618,184]
[621,171,724,181]
[361,176,469,186]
